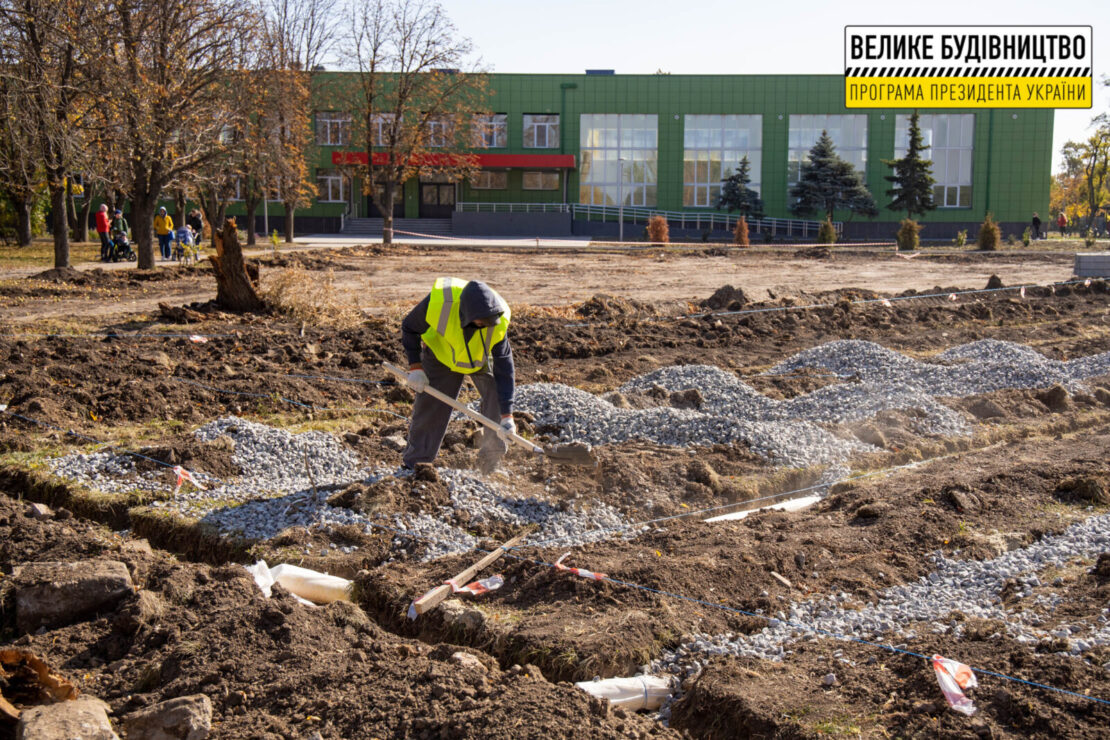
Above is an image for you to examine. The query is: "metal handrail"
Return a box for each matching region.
[570,204,841,237]
[456,202,571,214]
[454,201,840,237]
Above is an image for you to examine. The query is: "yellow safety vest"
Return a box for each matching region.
[421,277,510,374]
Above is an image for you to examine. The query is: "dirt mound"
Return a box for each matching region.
[134,434,241,479]
[29,266,90,284]
[262,253,360,271]
[701,285,749,310]
[576,293,656,319]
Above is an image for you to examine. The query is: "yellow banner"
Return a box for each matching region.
[844,76,1091,108]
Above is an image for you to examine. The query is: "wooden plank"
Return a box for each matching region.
[409,532,527,617]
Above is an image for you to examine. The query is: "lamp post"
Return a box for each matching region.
[618,157,627,242]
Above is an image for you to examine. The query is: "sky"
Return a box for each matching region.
[435,0,1108,173]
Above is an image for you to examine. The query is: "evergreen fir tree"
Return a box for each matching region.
[883,111,936,219]
[789,131,878,221]
[717,156,763,217]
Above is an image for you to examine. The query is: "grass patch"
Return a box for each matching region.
[0,239,101,268]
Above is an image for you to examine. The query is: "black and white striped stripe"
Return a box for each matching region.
[844,66,1091,77]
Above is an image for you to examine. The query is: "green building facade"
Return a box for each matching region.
[288,72,1053,240]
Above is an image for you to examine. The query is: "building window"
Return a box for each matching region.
[895,114,975,208]
[315,111,350,146]
[428,118,451,148]
[316,168,347,202]
[523,171,559,190]
[371,113,396,147]
[473,114,507,148]
[470,171,508,190]
[579,114,658,207]
[787,115,868,186]
[524,114,559,148]
[683,115,762,208]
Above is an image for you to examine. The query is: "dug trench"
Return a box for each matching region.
[2,267,1110,737]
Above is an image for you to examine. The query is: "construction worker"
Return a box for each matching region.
[400,277,514,474]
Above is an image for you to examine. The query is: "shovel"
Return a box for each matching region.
[382,361,597,467]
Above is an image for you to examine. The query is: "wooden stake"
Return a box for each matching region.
[409,532,526,617]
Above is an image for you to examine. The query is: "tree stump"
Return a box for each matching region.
[210,217,264,312]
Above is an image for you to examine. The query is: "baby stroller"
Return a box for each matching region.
[172,225,199,266]
[109,232,136,262]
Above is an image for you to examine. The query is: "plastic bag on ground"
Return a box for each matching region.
[932,654,978,716]
[574,675,674,711]
[246,560,274,598]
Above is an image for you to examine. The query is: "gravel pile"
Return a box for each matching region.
[514,383,868,468]
[774,339,1110,396]
[50,417,638,558]
[651,511,1110,679]
[513,340,1110,465]
[49,451,181,496]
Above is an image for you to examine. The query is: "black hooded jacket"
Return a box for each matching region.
[401,280,515,414]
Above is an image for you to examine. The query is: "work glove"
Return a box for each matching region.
[406,368,428,393]
[497,416,516,443]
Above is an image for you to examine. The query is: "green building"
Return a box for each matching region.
[289,72,1053,240]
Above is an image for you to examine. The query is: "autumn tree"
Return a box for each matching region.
[0,0,94,267]
[255,0,337,243]
[0,62,42,246]
[92,0,249,269]
[345,0,489,244]
[1073,121,1110,232]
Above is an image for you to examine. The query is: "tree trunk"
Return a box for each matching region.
[14,195,33,247]
[76,192,92,244]
[49,185,70,268]
[174,191,186,228]
[245,197,259,245]
[210,217,264,312]
[131,193,157,270]
[283,202,295,243]
[382,182,395,245]
[66,180,79,237]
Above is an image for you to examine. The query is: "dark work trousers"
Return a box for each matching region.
[98,231,112,261]
[402,346,509,472]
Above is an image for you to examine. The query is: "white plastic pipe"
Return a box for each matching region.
[574,676,673,711]
[705,494,823,522]
[245,561,352,605]
[270,564,352,604]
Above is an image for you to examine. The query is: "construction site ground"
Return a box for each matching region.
[1,242,1109,739]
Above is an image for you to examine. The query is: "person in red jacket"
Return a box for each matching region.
[94,204,112,262]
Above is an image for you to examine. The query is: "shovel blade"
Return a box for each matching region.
[542,442,598,468]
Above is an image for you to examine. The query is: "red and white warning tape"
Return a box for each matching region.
[445,573,504,596]
[172,465,206,495]
[932,654,978,715]
[554,552,607,581]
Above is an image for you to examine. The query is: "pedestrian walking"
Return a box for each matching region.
[95,204,112,261]
[154,207,174,260]
[1031,212,1041,240]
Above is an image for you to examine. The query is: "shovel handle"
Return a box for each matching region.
[382,362,543,455]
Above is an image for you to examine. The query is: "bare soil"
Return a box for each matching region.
[1,244,1109,739]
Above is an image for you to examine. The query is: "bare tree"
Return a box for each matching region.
[0,0,94,267]
[345,0,489,244]
[0,64,42,247]
[256,0,335,242]
[92,0,249,269]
